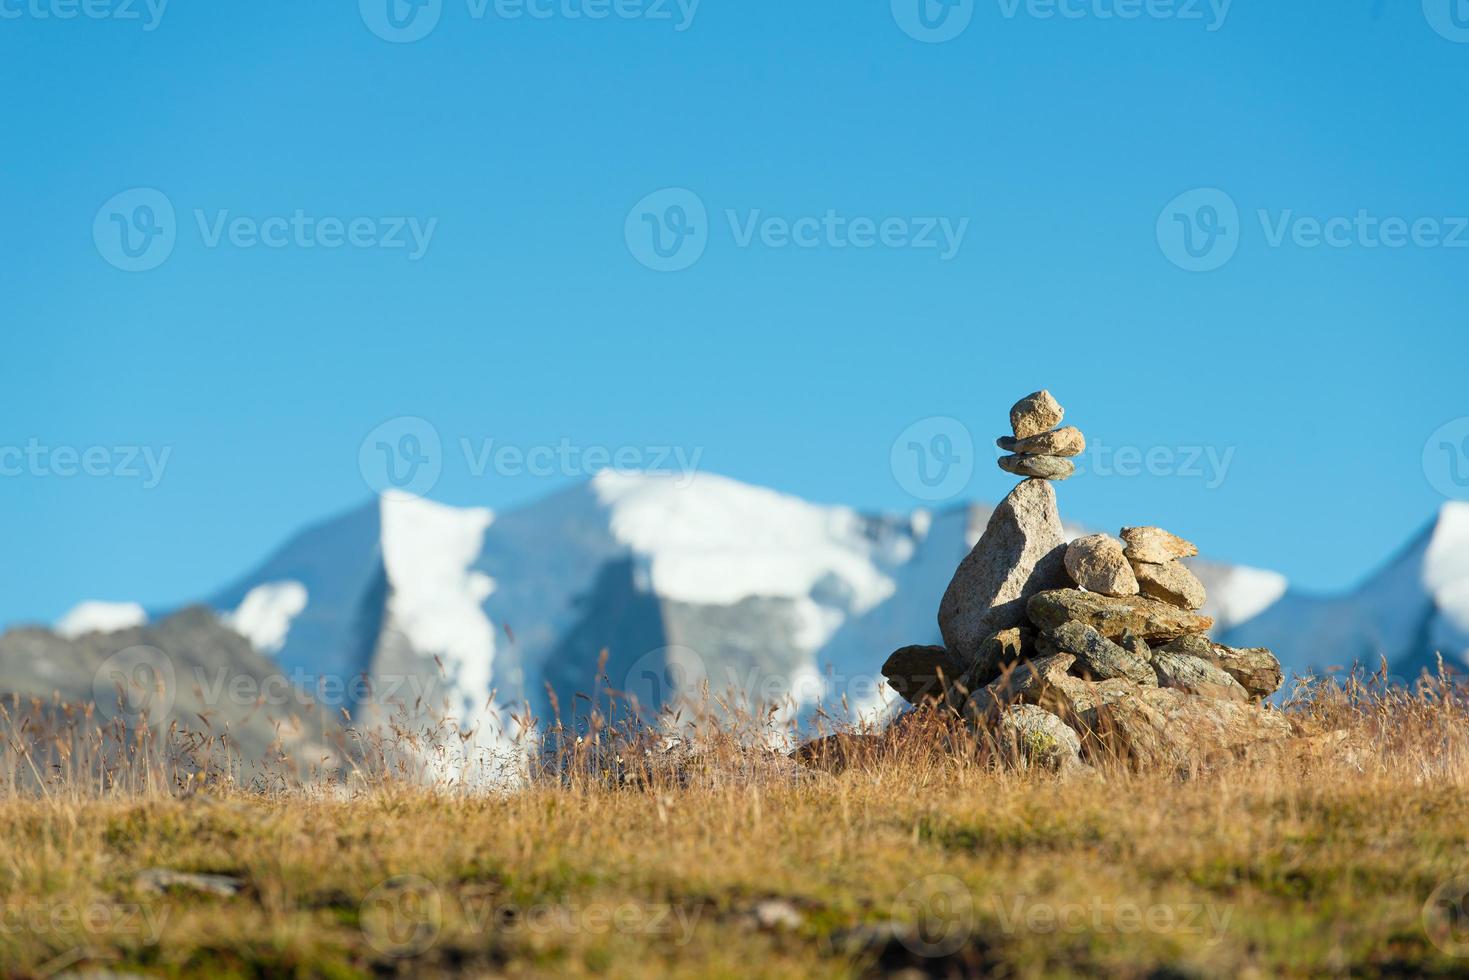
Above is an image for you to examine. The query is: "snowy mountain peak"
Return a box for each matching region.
[37,476,1469,734]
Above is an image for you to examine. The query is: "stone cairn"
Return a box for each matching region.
[881,390,1290,773]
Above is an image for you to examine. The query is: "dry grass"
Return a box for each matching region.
[4,674,1469,978]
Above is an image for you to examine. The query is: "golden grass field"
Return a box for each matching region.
[5,676,1469,979]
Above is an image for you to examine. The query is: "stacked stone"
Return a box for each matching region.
[996,390,1085,482]
[881,391,1291,774]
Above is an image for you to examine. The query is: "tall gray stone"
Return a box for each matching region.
[939,478,1069,663]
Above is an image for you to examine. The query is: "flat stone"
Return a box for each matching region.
[1064,534,1140,597]
[1119,631,1151,661]
[1010,390,1065,440]
[1038,621,1156,687]
[939,479,1070,663]
[998,454,1075,481]
[1158,635,1284,699]
[1151,651,1249,701]
[996,426,1086,458]
[1131,560,1207,610]
[1080,687,1292,770]
[965,653,1075,725]
[1120,526,1198,564]
[1026,589,1214,642]
[969,626,1033,688]
[994,704,1086,774]
[880,645,970,705]
[135,869,243,897]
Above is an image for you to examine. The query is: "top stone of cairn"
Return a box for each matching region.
[1010,390,1065,440]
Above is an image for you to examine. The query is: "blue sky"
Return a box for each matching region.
[2,0,1467,628]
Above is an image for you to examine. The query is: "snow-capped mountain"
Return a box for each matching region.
[43,473,1469,738]
[1221,502,1469,685]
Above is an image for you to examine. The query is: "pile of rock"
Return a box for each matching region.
[883,390,1291,773]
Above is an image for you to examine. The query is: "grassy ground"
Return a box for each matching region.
[5,682,1469,978]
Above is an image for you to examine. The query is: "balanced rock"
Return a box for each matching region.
[970,626,1032,688]
[994,704,1086,774]
[1120,526,1198,564]
[1158,635,1283,699]
[881,645,970,705]
[1038,621,1156,687]
[1027,589,1214,642]
[939,479,1069,662]
[1131,560,1207,610]
[1009,390,1065,440]
[1151,651,1249,701]
[998,454,1075,481]
[1064,534,1140,597]
[997,426,1086,458]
